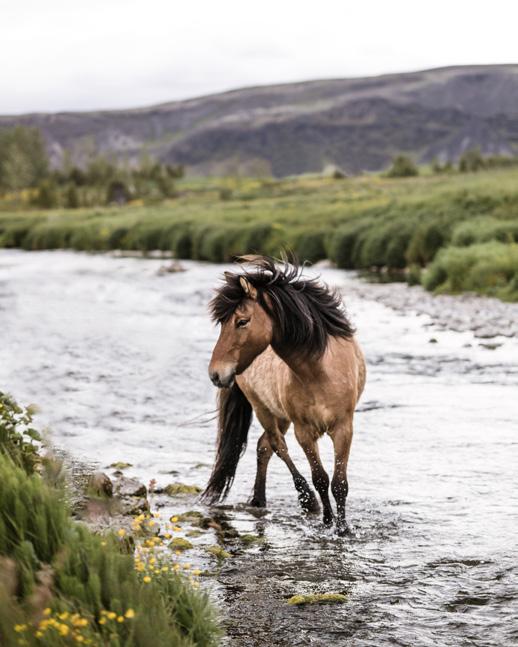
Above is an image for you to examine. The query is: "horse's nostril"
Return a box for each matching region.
[209,370,220,386]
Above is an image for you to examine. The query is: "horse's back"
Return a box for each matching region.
[237,336,365,430]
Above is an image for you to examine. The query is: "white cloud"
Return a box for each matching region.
[2,0,518,113]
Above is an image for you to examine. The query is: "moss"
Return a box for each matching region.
[287,593,347,606]
[170,537,194,551]
[164,483,202,496]
[239,534,264,546]
[205,545,230,560]
[109,461,133,469]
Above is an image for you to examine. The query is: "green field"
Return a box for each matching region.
[2,169,518,301]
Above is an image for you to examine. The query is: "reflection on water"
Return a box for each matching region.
[1,250,517,646]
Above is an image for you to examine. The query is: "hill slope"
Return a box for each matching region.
[2,65,518,176]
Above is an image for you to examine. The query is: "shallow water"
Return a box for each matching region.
[1,250,517,646]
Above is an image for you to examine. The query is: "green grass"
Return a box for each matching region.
[0,393,220,647]
[1,169,518,300]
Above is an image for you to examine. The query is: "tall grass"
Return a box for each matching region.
[1,169,518,300]
[0,393,220,647]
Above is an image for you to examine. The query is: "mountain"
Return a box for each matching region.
[2,65,518,176]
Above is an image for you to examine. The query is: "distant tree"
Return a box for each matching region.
[34,179,59,208]
[431,158,454,174]
[0,126,49,191]
[458,149,485,173]
[106,180,129,205]
[65,184,80,208]
[386,155,419,178]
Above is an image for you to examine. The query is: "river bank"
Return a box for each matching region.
[345,276,518,338]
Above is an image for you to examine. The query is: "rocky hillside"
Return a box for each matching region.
[2,65,518,176]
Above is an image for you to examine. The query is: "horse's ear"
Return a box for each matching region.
[239,276,258,300]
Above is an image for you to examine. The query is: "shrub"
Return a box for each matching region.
[33,181,60,209]
[386,155,419,178]
[451,217,518,247]
[458,149,485,173]
[328,219,376,269]
[294,230,328,264]
[422,241,518,300]
[406,220,448,266]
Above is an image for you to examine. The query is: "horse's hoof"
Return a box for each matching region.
[323,514,335,527]
[300,491,320,515]
[335,523,350,537]
[248,497,266,508]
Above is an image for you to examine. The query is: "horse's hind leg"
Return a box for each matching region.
[249,431,273,507]
[330,422,353,536]
[254,408,319,513]
[295,426,334,526]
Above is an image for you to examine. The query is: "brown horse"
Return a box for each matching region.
[202,255,366,534]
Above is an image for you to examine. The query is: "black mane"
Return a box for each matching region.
[210,255,355,358]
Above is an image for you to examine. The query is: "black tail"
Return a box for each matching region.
[201,382,252,503]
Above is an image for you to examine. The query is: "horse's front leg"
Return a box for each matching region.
[330,423,353,536]
[249,431,273,507]
[295,426,334,526]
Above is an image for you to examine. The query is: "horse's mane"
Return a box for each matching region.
[210,255,355,358]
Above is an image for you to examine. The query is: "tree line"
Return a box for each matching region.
[0,126,184,208]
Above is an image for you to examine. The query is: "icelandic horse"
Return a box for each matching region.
[202,255,365,535]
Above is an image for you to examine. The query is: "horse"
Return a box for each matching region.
[201,255,366,535]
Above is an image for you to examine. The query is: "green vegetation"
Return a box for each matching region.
[386,154,419,178]
[1,167,518,299]
[286,593,347,606]
[1,125,518,301]
[0,392,220,646]
[0,126,183,210]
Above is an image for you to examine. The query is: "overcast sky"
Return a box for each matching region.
[2,0,518,114]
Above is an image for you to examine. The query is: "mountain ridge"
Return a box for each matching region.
[2,64,518,176]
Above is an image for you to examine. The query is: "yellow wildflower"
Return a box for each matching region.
[143,576,151,583]
[117,616,124,623]
[107,612,116,620]
[14,624,27,633]
[43,608,52,616]
[125,609,135,619]
[117,529,126,537]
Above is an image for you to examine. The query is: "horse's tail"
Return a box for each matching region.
[201,382,252,503]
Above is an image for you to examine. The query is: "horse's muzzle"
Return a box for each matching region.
[209,368,235,389]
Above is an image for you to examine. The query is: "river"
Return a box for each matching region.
[1,250,517,647]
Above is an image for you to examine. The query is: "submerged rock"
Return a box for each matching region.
[164,483,202,496]
[287,593,347,606]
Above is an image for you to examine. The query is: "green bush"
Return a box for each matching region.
[423,241,518,300]
[451,217,518,247]
[406,220,448,266]
[328,218,376,269]
[459,149,485,173]
[294,230,328,264]
[0,393,41,474]
[386,155,419,178]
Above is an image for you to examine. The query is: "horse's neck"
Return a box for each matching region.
[271,344,325,381]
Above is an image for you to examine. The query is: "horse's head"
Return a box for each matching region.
[209,275,272,388]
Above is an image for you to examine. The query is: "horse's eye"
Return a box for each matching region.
[236,319,249,328]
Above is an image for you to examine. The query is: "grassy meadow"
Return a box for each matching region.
[1,168,518,300]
